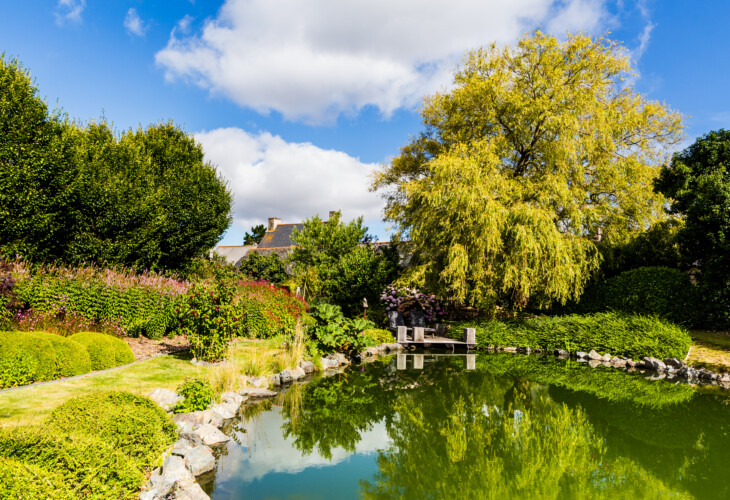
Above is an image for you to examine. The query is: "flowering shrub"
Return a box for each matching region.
[6,259,187,337]
[238,280,307,338]
[308,302,377,353]
[380,284,445,323]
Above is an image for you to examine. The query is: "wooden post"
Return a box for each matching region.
[466,354,476,370]
[397,353,406,370]
[397,326,408,343]
[414,354,424,369]
[463,328,476,344]
[413,327,425,342]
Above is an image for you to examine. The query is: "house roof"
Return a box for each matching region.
[255,223,304,249]
[210,245,257,266]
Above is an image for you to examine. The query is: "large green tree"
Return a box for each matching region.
[0,55,78,262]
[655,129,730,326]
[372,32,683,311]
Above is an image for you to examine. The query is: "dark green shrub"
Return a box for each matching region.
[174,378,215,414]
[0,456,76,499]
[0,426,144,499]
[362,328,394,345]
[69,332,134,370]
[0,331,91,388]
[239,252,289,284]
[451,312,692,360]
[46,391,177,467]
[572,267,697,325]
[309,303,377,353]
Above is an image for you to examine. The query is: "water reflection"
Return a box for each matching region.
[209,353,730,499]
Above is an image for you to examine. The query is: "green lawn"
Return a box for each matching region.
[687,330,730,373]
[0,338,298,427]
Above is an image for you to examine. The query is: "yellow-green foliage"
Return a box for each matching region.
[0,456,76,499]
[46,391,178,467]
[362,328,394,345]
[0,426,144,499]
[69,332,135,370]
[372,31,684,311]
[0,331,92,388]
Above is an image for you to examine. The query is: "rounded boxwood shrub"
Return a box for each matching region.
[362,328,394,345]
[0,426,144,499]
[575,267,698,325]
[0,331,91,388]
[0,456,75,499]
[46,391,178,467]
[69,332,135,370]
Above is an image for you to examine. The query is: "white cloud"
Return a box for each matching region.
[124,8,148,37]
[156,0,611,123]
[195,127,383,232]
[55,0,86,25]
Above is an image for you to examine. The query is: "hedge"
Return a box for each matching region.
[571,267,698,325]
[0,426,144,499]
[46,391,177,467]
[69,332,135,370]
[451,312,692,360]
[0,456,76,499]
[0,331,92,388]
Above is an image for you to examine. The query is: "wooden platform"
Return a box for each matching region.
[396,335,476,350]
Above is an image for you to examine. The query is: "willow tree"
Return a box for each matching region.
[372,32,683,311]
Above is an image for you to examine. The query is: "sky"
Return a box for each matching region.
[1,1,729,245]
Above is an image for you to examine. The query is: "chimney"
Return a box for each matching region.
[329,210,337,220]
[268,217,282,232]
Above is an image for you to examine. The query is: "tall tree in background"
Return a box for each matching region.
[243,224,267,245]
[372,32,683,312]
[0,55,78,262]
[655,129,730,326]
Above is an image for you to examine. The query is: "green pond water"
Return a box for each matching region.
[202,353,730,499]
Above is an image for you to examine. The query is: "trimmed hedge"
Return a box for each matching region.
[69,332,135,370]
[0,331,91,388]
[0,456,76,499]
[451,312,692,360]
[572,267,698,325]
[0,426,144,499]
[46,391,177,467]
[362,328,394,345]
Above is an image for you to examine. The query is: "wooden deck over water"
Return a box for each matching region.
[397,335,476,350]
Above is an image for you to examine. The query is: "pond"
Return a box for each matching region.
[202,352,730,499]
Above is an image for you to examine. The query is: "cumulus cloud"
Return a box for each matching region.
[195,127,383,232]
[55,0,86,25]
[156,0,610,123]
[124,8,148,37]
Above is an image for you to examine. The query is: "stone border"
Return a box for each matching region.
[141,343,401,499]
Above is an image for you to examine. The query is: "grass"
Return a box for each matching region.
[687,330,730,373]
[0,333,305,427]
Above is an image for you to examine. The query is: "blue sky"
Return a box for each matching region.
[1,1,728,245]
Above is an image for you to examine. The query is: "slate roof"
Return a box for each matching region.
[255,223,304,250]
[210,245,257,266]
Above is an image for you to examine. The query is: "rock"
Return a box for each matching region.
[648,372,667,381]
[176,482,210,500]
[139,490,159,500]
[267,373,281,386]
[382,343,403,352]
[209,403,236,420]
[503,347,517,353]
[642,357,667,372]
[247,376,268,388]
[291,366,306,380]
[190,358,228,367]
[191,424,230,446]
[221,391,245,407]
[600,353,611,362]
[161,455,195,490]
[517,346,531,354]
[626,359,637,368]
[171,438,194,458]
[554,349,569,357]
[588,349,602,360]
[588,359,602,369]
[185,446,216,476]
[719,373,730,383]
[610,356,626,367]
[664,358,684,369]
[364,347,379,357]
[320,358,339,370]
[149,388,183,412]
[300,360,315,373]
[575,351,589,360]
[173,410,224,429]
[239,387,277,398]
[699,369,718,380]
[279,369,293,383]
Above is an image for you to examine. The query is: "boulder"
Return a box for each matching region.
[159,455,195,491]
[382,343,403,352]
[664,358,684,369]
[626,359,637,368]
[320,358,339,370]
[517,346,532,354]
[502,347,517,353]
[291,366,306,380]
[191,424,230,446]
[148,388,183,412]
[240,387,277,398]
[609,356,626,367]
[173,410,223,429]
[300,360,315,373]
[587,350,602,360]
[267,373,282,386]
[247,376,268,388]
[176,483,210,500]
[185,446,216,476]
[642,357,667,372]
[209,403,236,420]
[575,351,589,360]
[171,438,194,458]
[600,353,612,362]
[554,349,569,357]
[221,391,245,407]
